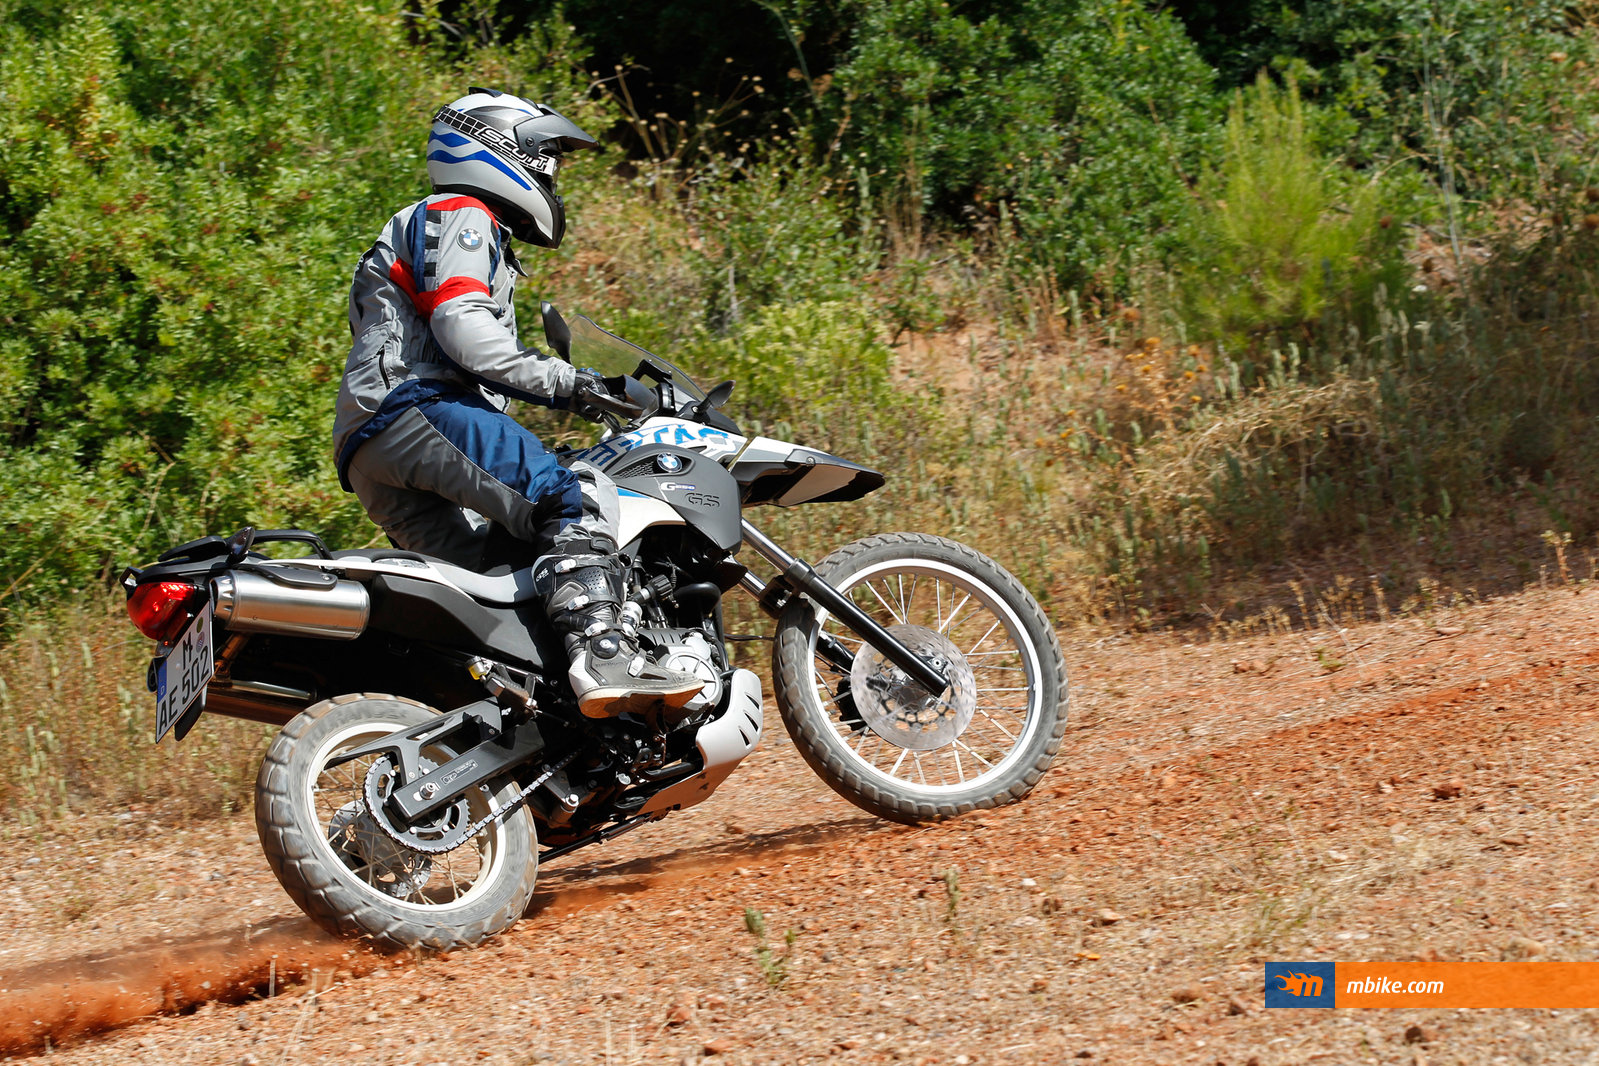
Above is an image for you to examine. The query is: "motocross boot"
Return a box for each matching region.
[534,539,704,718]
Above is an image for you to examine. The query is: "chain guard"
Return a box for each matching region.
[361,750,580,857]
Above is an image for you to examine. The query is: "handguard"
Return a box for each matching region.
[574,370,646,422]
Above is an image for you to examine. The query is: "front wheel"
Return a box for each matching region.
[255,693,538,951]
[773,533,1068,823]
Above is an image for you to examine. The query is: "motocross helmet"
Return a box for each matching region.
[426,87,597,248]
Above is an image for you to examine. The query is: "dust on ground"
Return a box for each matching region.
[4,582,1599,1064]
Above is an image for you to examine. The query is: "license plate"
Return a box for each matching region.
[155,603,214,742]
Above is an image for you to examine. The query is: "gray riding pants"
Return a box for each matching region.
[346,403,619,570]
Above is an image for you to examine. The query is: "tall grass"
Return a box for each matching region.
[0,595,267,830]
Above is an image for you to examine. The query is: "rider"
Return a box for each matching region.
[332,87,702,718]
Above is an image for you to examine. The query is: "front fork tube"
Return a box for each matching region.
[738,519,949,696]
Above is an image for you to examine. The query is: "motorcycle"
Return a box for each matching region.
[120,305,1069,950]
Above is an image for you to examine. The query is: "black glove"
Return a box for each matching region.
[573,370,646,422]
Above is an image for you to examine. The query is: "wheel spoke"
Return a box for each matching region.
[954,739,996,769]
[967,619,1002,656]
[866,581,904,624]
[973,706,1017,740]
[939,593,971,634]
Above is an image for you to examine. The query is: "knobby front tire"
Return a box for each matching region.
[772,533,1068,824]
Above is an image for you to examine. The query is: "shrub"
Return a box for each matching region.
[0,0,600,612]
[682,142,878,331]
[686,299,896,445]
[829,0,1219,295]
[1173,75,1413,350]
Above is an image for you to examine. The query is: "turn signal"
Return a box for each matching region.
[127,581,205,643]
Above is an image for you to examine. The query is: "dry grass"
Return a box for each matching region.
[0,592,268,832]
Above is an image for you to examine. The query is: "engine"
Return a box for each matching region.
[641,628,724,713]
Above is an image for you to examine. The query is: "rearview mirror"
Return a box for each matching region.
[689,380,735,422]
[541,301,572,362]
[704,380,735,409]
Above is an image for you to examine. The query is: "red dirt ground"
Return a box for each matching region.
[4,582,1599,1064]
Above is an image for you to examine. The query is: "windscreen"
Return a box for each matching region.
[568,317,707,403]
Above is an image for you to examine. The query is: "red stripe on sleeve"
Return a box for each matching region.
[428,195,497,223]
[414,276,492,317]
[389,259,419,304]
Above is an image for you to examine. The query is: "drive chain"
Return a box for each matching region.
[364,751,577,856]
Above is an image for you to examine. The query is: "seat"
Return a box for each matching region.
[330,549,542,607]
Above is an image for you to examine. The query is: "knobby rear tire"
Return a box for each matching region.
[255,693,538,951]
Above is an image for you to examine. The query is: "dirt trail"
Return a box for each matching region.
[5,584,1599,1064]
[0,816,879,1057]
[0,919,358,1054]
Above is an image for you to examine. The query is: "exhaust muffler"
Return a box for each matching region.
[212,569,369,640]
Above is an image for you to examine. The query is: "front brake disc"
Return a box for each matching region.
[849,625,977,751]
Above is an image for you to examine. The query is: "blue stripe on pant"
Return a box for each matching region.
[418,393,583,517]
[346,393,613,569]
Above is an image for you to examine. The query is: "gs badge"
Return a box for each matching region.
[457,228,484,251]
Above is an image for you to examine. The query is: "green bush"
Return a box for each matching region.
[1174,75,1414,349]
[683,143,878,331]
[1004,0,1220,293]
[830,0,1219,294]
[7,0,1599,639]
[687,299,895,445]
[0,0,600,610]
[1176,1,1599,191]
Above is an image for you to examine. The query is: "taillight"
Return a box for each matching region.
[127,581,206,643]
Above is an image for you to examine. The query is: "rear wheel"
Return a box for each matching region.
[255,693,538,951]
[772,533,1068,823]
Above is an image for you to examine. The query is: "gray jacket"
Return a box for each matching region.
[332,193,578,487]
